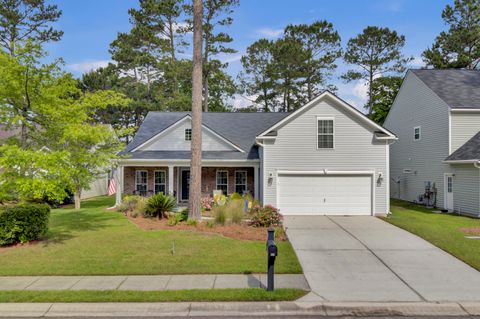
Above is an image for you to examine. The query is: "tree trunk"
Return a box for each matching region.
[189,0,203,221]
[202,32,210,112]
[74,187,82,210]
[368,68,374,115]
[168,19,179,96]
[203,76,209,112]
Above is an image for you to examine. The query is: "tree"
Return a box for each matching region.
[205,59,235,111]
[342,26,412,114]
[189,0,203,220]
[285,20,342,101]
[423,0,480,69]
[369,76,402,124]
[239,39,278,112]
[0,0,63,56]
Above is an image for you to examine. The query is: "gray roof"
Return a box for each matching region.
[125,150,259,161]
[411,69,480,109]
[445,131,480,161]
[122,112,290,160]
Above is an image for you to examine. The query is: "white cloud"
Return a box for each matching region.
[230,94,255,109]
[255,27,283,39]
[219,53,242,64]
[68,60,112,74]
[409,56,425,68]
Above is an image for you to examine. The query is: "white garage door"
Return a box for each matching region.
[277,174,372,215]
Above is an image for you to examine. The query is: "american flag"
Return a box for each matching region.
[108,175,116,196]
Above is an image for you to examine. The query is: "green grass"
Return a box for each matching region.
[0,289,307,303]
[0,196,302,275]
[384,199,480,271]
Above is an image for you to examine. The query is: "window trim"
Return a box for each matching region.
[414,126,421,141]
[316,116,335,150]
[234,170,247,194]
[216,170,229,195]
[154,170,166,194]
[185,128,192,141]
[135,170,148,194]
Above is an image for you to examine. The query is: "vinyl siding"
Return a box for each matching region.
[451,165,480,217]
[262,96,388,214]
[451,112,480,152]
[384,71,451,209]
[142,119,237,152]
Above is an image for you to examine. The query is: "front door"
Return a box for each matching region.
[181,170,190,201]
[444,174,454,211]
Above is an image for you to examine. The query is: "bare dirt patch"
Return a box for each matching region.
[127,215,287,241]
[460,227,480,236]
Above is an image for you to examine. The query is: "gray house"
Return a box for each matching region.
[116,91,396,215]
[384,69,480,217]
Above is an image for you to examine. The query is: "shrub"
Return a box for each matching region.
[213,193,227,206]
[226,199,245,225]
[229,192,242,201]
[118,195,143,214]
[167,214,178,226]
[187,219,198,226]
[134,197,148,217]
[212,204,227,225]
[201,196,214,211]
[0,204,50,246]
[146,193,177,219]
[206,220,215,228]
[249,205,282,227]
[178,208,189,222]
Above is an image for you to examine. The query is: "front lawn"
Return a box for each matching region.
[0,289,306,303]
[385,199,480,271]
[0,196,302,275]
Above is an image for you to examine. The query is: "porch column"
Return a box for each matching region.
[254,165,259,200]
[168,165,174,195]
[115,165,123,206]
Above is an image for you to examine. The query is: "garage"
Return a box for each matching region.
[277,173,373,215]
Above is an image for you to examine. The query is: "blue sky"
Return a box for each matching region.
[45,0,451,110]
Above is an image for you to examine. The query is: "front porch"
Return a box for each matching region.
[115,162,259,205]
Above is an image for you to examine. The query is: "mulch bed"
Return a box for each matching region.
[460,227,480,236]
[127,215,287,242]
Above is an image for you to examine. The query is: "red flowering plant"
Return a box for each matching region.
[249,204,283,227]
[201,196,214,211]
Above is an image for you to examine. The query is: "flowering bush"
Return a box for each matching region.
[201,196,214,211]
[249,204,282,227]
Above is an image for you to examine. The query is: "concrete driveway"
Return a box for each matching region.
[284,215,480,302]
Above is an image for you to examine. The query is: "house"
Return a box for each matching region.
[116,91,397,215]
[384,69,480,217]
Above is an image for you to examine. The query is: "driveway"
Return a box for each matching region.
[284,215,480,302]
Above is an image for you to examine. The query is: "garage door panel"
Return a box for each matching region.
[277,174,372,216]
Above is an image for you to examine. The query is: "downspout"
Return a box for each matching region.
[474,161,480,169]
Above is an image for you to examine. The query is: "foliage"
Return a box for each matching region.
[167,214,179,226]
[146,193,177,219]
[342,26,412,114]
[201,196,214,211]
[117,195,143,214]
[132,197,148,218]
[0,203,50,246]
[423,0,480,69]
[227,199,245,224]
[186,219,198,226]
[249,205,282,228]
[0,0,63,56]
[213,193,227,206]
[178,208,189,222]
[213,204,227,225]
[229,192,243,200]
[369,76,403,124]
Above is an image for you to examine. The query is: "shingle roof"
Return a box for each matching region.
[411,69,480,109]
[445,131,480,161]
[125,150,259,160]
[122,112,290,159]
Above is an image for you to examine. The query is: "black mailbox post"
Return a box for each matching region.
[266,228,278,291]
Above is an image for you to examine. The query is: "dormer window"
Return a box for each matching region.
[414,126,421,141]
[317,117,334,149]
[185,128,192,141]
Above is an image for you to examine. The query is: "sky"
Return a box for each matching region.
[44,0,452,111]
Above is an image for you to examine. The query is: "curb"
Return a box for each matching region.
[0,301,479,317]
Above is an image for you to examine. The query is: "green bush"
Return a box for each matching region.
[229,192,242,201]
[146,193,177,219]
[118,195,143,214]
[178,208,189,222]
[249,205,282,227]
[133,197,148,217]
[0,204,50,246]
[212,205,227,225]
[226,199,245,225]
[167,214,178,226]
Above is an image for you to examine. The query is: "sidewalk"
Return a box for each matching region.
[0,274,309,291]
[0,300,479,317]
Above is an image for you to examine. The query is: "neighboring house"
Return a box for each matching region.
[116,91,396,216]
[384,69,480,217]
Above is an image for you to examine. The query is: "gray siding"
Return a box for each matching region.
[384,72,452,209]
[451,112,480,152]
[262,96,388,214]
[451,164,480,217]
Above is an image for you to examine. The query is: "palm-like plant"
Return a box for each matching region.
[146,194,177,220]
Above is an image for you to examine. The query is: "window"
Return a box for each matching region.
[135,170,148,196]
[154,170,166,194]
[317,118,334,149]
[185,128,192,141]
[235,171,247,194]
[216,170,228,195]
[447,176,453,193]
[414,126,421,140]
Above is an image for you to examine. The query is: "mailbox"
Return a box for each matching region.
[266,228,277,291]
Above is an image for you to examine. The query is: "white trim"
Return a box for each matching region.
[119,158,260,164]
[153,169,167,194]
[444,160,480,164]
[131,115,245,153]
[386,140,390,214]
[450,108,480,113]
[448,111,452,154]
[254,165,259,200]
[414,126,421,141]
[168,165,174,195]
[216,170,229,195]
[234,170,248,194]
[444,173,454,211]
[135,170,148,194]
[316,116,335,150]
[178,167,190,202]
[256,91,396,139]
